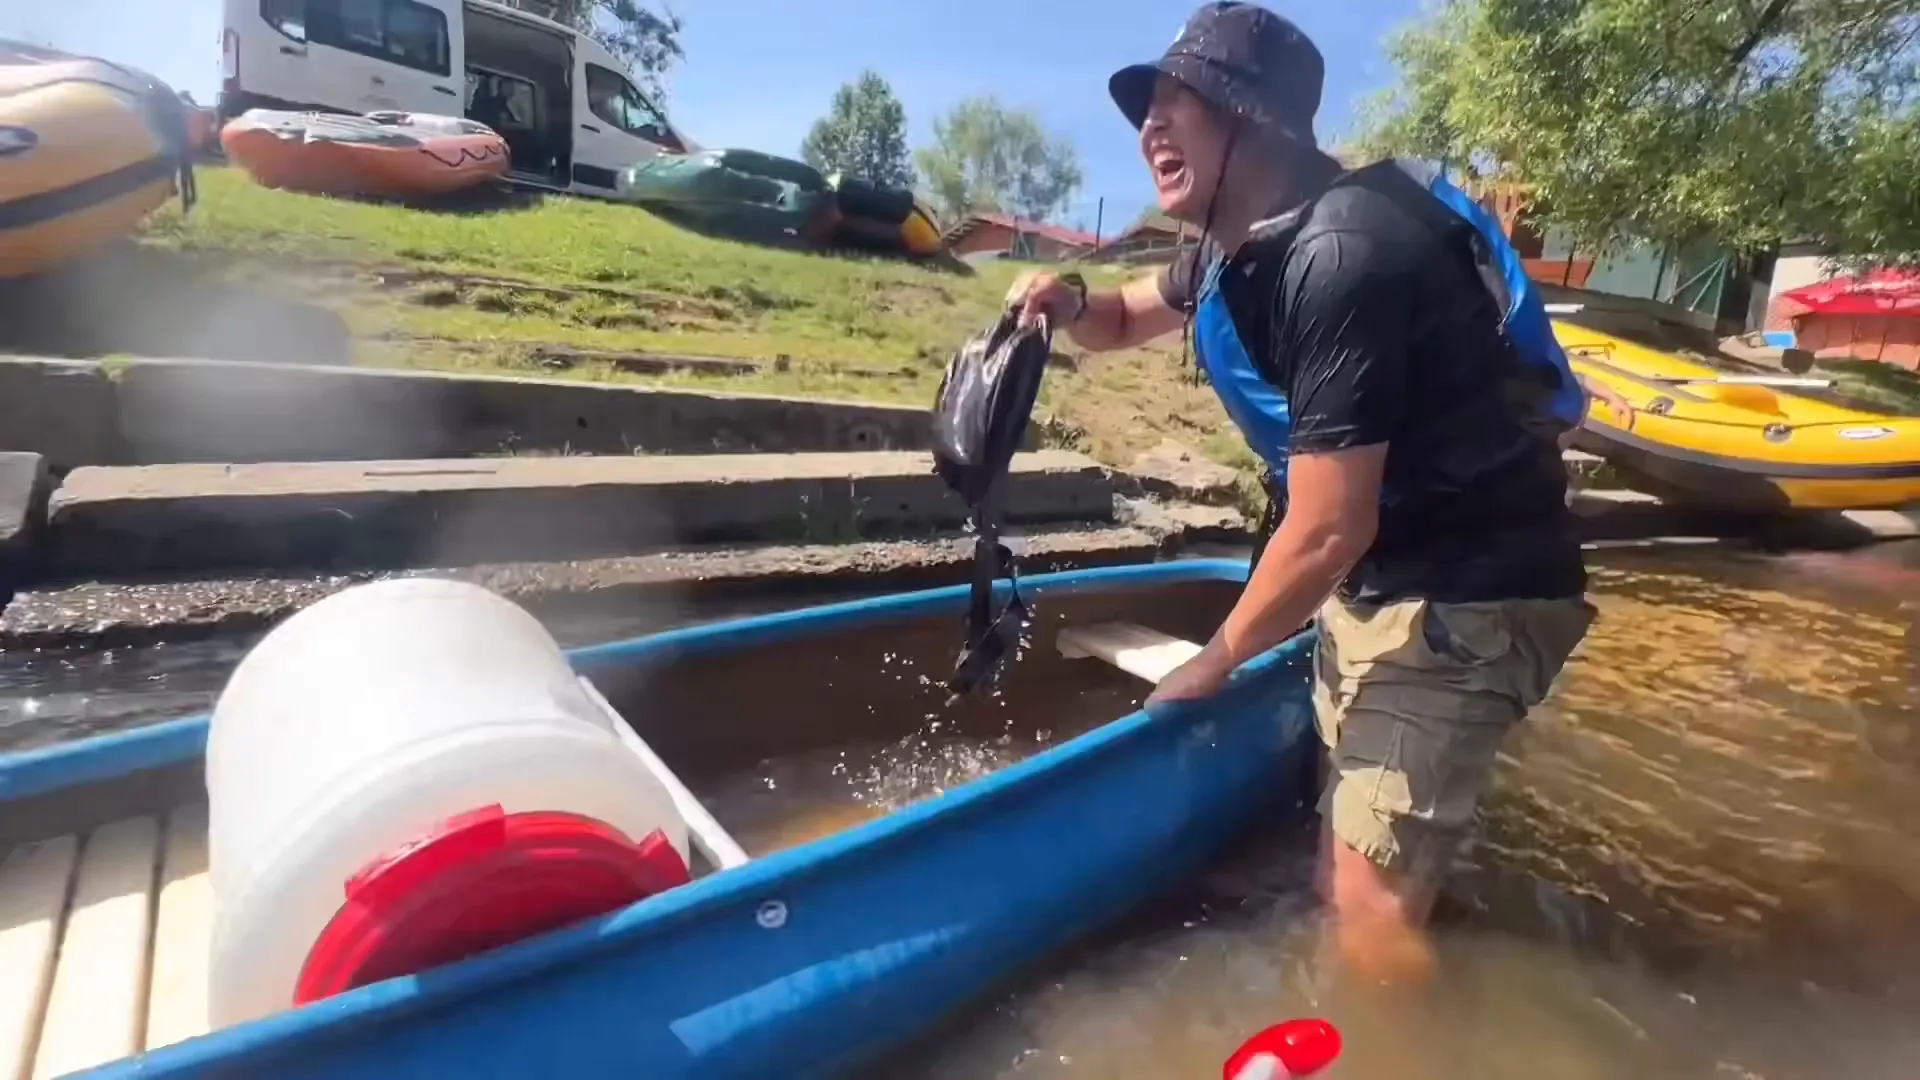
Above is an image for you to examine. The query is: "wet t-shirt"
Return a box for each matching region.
[1154,174,1586,605]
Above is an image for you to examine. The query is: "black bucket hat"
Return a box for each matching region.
[1109,2,1324,146]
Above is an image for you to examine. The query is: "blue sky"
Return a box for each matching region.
[5,0,1428,230]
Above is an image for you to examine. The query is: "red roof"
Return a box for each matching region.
[950,211,1098,249]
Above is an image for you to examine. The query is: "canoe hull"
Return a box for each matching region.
[4,561,1315,1079]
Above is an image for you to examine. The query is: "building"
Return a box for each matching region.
[1083,209,1200,265]
[1462,178,1595,288]
[942,212,1099,262]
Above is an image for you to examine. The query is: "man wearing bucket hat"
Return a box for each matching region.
[1010,2,1597,981]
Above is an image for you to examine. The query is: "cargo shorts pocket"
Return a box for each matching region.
[1420,598,1595,709]
[1318,699,1508,882]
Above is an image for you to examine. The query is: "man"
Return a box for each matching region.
[1010,2,1598,982]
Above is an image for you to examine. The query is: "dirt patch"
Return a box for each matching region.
[366,266,740,319]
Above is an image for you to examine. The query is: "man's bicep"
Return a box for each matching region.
[1278,234,1413,454]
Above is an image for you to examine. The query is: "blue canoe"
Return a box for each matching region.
[0,560,1316,1079]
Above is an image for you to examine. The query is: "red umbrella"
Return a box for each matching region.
[1780,268,1920,318]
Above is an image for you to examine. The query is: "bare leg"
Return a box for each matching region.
[1320,824,1439,987]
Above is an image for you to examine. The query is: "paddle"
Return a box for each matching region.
[1224,1019,1343,1080]
[1650,375,1833,389]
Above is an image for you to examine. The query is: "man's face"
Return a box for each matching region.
[1140,75,1230,221]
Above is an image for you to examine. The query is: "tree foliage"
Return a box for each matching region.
[514,0,684,96]
[800,72,913,189]
[915,97,1084,223]
[1358,0,1920,258]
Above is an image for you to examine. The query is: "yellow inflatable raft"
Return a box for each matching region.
[0,41,195,278]
[1558,321,1920,510]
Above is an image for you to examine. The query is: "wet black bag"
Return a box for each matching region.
[931,310,1053,700]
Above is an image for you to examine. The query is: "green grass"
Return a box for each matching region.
[148,168,1023,364]
[135,167,1236,474]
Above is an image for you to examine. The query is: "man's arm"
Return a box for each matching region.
[1063,274,1188,352]
[1149,230,1412,698]
[1011,249,1205,353]
[1214,445,1384,666]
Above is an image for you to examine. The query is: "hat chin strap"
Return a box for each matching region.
[1180,127,1241,385]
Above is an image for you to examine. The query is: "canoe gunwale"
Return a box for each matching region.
[1,558,1315,1078]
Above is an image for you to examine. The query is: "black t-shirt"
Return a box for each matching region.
[1155,168,1586,605]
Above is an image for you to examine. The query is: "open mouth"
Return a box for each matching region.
[1150,148,1188,190]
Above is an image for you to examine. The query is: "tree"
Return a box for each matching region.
[914,97,1084,223]
[509,0,683,96]
[799,72,913,189]
[1357,0,1920,260]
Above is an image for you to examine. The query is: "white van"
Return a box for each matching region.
[217,0,696,196]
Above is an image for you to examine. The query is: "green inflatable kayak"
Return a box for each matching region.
[616,149,834,245]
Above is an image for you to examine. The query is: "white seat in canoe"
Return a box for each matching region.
[0,809,216,1080]
[0,835,77,1080]
[1057,622,1204,684]
[147,805,214,1052]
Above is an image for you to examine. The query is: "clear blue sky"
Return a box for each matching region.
[5,0,1427,231]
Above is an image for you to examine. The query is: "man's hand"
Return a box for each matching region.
[1006,270,1087,329]
[1580,375,1635,430]
[1145,640,1237,707]
[1004,270,1186,352]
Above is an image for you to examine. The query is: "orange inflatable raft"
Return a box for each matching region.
[221,110,509,199]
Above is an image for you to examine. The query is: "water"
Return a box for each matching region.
[3,547,1917,1077]
[0,588,881,753]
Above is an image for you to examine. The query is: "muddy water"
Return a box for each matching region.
[3,549,1917,1078]
[680,547,1920,1080]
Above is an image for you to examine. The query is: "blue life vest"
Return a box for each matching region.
[1194,257,1293,473]
[1393,160,1587,430]
[1190,161,1585,480]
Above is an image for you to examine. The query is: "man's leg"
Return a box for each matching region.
[1311,594,1594,984]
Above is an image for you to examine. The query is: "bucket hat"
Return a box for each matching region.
[1109,2,1324,146]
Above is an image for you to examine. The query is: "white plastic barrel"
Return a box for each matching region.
[205,578,689,1027]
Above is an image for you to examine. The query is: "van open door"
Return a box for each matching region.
[462,2,575,188]
[572,45,682,195]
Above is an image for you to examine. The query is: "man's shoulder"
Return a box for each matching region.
[1294,182,1436,258]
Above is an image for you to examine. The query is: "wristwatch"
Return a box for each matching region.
[1057,272,1089,324]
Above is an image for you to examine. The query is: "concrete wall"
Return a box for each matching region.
[44,451,1115,579]
[0,357,954,473]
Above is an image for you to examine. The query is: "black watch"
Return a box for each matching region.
[1057,272,1089,324]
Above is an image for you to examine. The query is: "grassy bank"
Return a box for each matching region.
[139,168,1234,471]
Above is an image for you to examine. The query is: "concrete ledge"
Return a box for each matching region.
[0,360,123,471]
[2,523,1178,650]
[1572,489,1920,547]
[45,450,1114,579]
[0,452,51,608]
[0,356,972,471]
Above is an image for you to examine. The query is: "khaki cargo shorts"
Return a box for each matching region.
[1313,593,1595,884]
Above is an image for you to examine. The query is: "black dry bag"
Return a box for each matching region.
[931,310,1053,701]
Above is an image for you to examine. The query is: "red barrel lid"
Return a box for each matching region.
[1225,1019,1343,1079]
[295,803,689,1004]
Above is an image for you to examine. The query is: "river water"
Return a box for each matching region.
[2,545,1916,1077]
